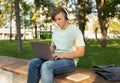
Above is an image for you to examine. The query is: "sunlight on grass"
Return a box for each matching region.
[77,39,120,68]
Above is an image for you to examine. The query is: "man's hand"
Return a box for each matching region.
[52,53,64,60]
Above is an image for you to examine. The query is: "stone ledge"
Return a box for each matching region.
[0,56,28,75]
[0,69,27,83]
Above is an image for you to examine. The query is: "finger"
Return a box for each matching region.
[55,56,60,60]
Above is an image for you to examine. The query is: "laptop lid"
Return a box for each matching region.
[31,42,53,60]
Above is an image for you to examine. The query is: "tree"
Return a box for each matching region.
[15,0,22,51]
[0,0,14,41]
[93,20,100,41]
[0,0,5,27]
[33,0,55,39]
[0,0,11,27]
[96,0,120,47]
[31,10,40,39]
[77,0,86,35]
[77,0,92,35]
[10,0,13,41]
[20,0,31,39]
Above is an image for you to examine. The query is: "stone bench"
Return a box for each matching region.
[0,56,120,83]
[0,56,28,75]
[0,56,28,83]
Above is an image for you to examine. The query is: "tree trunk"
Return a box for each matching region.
[99,18,107,47]
[96,0,107,47]
[23,17,26,40]
[77,0,86,36]
[95,27,98,41]
[34,24,37,39]
[15,0,22,51]
[10,0,13,41]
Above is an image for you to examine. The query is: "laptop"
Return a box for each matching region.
[31,42,53,60]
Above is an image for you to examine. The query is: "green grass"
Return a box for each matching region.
[0,39,120,69]
[77,39,120,68]
[0,39,51,59]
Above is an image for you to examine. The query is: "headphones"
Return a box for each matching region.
[62,8,69,20]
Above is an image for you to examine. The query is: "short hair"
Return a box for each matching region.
[51,7,69,20]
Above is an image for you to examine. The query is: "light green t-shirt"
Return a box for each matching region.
[51,24,85,65]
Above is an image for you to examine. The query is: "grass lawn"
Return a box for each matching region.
[77,39,120,68]
[0,39,120,69]
[0,39,51,59]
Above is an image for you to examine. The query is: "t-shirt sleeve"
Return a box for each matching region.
[75,28,85,47]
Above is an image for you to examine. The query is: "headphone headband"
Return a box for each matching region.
[63,8,69,20]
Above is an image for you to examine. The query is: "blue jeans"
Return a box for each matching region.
[27,58,75,83]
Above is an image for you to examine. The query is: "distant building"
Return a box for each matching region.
[0,28,34,40]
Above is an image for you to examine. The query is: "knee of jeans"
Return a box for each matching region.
[28,59,39,68]
[28,60,35,67]
[41,61,53,71]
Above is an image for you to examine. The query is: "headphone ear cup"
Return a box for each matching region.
[65,14,68,20]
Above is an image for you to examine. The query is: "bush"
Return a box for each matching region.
[40,33,52,39]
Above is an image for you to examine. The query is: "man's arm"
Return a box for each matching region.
[50,45,56,54]
[53,46,85,60]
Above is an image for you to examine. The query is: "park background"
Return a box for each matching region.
[0,0,120,68]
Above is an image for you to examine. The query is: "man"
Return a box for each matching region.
[27,6,85,83]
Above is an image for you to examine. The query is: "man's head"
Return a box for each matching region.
[52,7,69,21]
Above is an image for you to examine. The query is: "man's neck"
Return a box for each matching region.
[61,22,69,30]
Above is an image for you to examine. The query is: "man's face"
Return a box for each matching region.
[54,12,67,28]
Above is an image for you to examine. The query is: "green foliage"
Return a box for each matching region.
[0,0,12,27]
[34,0,43,10]
[20,0,35,29]
[84,1,93,14]
[33,0,55,25]
[100,0,120,18]
[34,0,55,15]
[40,33,52,39]
[77,0,93,14]
[0,15,5,27]
[109,21,120,34]
[20,1,31,15]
